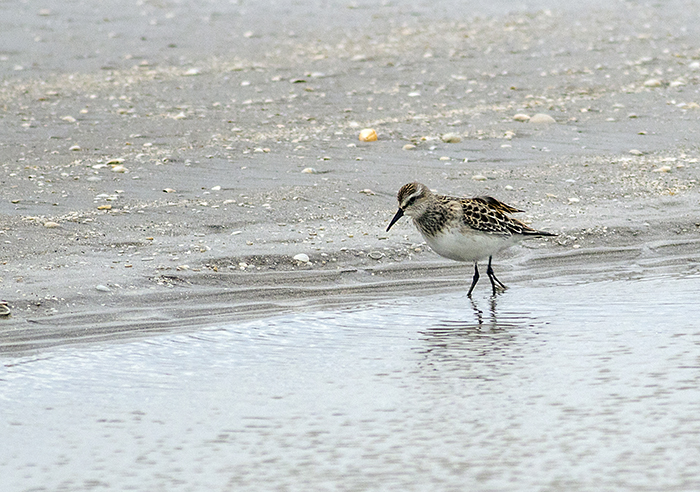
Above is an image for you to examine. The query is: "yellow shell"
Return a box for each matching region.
[358,128,378,142]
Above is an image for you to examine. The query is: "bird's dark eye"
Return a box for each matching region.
[405,196,416,207]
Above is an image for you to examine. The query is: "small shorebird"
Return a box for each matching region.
[386,182,556,296]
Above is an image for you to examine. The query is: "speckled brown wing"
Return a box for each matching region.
[450,196,545,236]
[473,196,523,214]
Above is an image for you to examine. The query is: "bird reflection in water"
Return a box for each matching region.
[415,297,536,375]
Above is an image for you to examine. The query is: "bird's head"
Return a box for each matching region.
[386,182,432,231]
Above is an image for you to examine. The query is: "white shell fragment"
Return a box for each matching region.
[43,221,60,228]
[629,149,644,156]
[529,113,556,124]
[358,128,378,142]
[293,253,310,263]
[111,165,128,173]
[513,113,531,122]
[441,133,462,143]
[301,167,318,174]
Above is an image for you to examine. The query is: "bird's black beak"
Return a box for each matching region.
[386,208,404,232]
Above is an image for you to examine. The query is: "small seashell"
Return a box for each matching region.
[359,189,375,195]
[95,284,111,292]
[211,185,221,191]
[163,188,176,193]
[529,113,556,124]
[69,144,81,151]
[513,113,530,122]
[629,149,644,156]
[301,167,318,174]
[643,78,663,87]
[111,165,128,173]
[106,158,124,165]
[652,166,672,173]
[358,128,378,142]
[568,197,580,203]
[62,116,77,123]
[97,204,112,210]
[293,253,310,263]
[184,68,201,76]
[402,144,416,150]
[439,156,451,161]
[471,174,487,181]
[173,111,187,120]
[368,251,385,260]
[441,132,462,143]
[43,221,60,228]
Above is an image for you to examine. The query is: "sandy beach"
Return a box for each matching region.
[2,0,700,351]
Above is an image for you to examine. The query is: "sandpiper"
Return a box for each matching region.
[386,182,556,296]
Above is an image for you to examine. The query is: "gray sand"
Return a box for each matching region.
[1,0,699,349]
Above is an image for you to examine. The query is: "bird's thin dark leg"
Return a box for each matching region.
[467,262,480,297]
[486,256,507,295]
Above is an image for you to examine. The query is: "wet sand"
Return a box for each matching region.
[2,0,700,350]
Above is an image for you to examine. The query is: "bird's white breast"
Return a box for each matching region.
[419,226,519,262]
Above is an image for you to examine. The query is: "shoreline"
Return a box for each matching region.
[2,1,700,350]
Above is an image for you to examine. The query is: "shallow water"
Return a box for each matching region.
[3,274,700,491]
